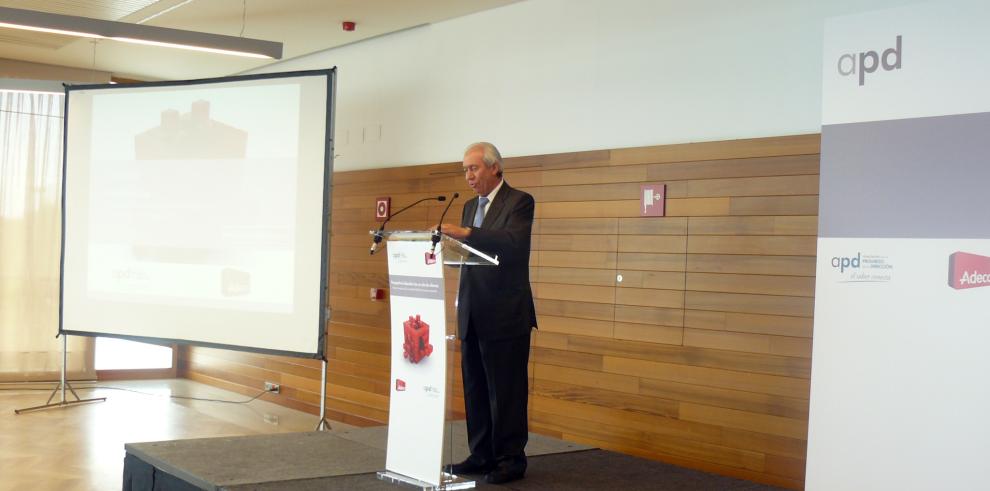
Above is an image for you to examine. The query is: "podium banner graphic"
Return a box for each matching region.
[384,240,448,486]
[808,1,990,489]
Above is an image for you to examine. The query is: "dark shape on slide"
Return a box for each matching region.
[135,100,248,160]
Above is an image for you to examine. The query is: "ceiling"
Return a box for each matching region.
[0,0,519,81]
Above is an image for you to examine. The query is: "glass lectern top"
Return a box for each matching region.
[372,230,498,266]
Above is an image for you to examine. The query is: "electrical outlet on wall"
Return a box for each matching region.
[264,381,280,393]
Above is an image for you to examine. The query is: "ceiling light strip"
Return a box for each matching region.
[0,6,282,59]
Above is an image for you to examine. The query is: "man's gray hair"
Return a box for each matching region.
[464,141,503,177]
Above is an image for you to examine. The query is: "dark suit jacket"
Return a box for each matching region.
[457,182,537,341]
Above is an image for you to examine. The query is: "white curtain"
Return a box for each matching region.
[0,91,94,382]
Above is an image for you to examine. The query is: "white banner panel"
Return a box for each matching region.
[822,0,990,126]
[810,1,990,489]
[384,240,449,487]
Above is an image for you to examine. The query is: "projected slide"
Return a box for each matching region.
[62,70,333,357]
[88,87,298,312]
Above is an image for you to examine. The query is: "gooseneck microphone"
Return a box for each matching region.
[431,192,460,255]
[370,195,446,255]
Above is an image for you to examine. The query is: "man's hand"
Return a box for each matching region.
[440,223,471,240]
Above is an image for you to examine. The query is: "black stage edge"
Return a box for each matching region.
[122,426,787,491]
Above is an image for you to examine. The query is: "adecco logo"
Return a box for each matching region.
[949,252,990,290]
[837,35,902,86]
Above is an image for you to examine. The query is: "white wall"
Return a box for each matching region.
[252,0,919,171]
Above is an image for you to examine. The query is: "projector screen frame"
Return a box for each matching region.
[57,68,336,360]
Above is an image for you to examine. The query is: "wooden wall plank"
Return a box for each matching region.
[686,273,816,297]
[683,328,812,358]
[685,291,814,317]
[665,198,731,216]
[646,154,820,181]
[613,322,684,345]
[537,315,614,338]
[532,331,570,350]
[538,200,640,218]
[535,283,616,304]
[617,253,686,272]
[536,217,619,235]
[603,357,809,399]
[531,399,766,471]
[729,196,819,216]
[639,378,809,420]
[679,403,808,440]
[536,299,615,322]
[685,175,819,198]
[531,346,604,371]
[536,267,616,286]
[765,454,807,481]
[567,335,811,379]
[615,270,685,290]
[538,251,617,269]
[617,217,689,235]
[542,165,647,186]
[686,254,815,276]
[614,305,684,327]
[688,216,818,236]
[535,364,639,394]
[614,288,684,309]
[534,379,679,419]
[688,236,817,256]
[536,234,619,252]
[618,235,687,253]
[610,134,820,165]
[503,149,611,170]
[683,310,814,338]
[538,182,642,202]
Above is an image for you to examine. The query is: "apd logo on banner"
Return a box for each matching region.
[830,252,893,283]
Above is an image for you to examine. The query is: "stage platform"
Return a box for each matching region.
[123,422,786,490]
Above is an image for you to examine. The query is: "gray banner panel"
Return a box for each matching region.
[820,111,990,239]
[389,275,444,300]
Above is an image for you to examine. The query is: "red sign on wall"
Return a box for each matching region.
[640,184,666,217]
[376,197,391,221]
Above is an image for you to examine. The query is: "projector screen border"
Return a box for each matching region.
[57,67,337,360]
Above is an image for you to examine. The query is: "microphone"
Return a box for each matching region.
[370,195,446,255]
[431,192,460,255]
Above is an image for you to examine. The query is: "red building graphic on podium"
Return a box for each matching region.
[402,315,433,364]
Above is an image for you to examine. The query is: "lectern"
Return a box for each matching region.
[374,230,498,490]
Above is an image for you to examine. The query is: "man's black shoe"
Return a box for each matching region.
[444,456,494,475]
[484,460,526,484]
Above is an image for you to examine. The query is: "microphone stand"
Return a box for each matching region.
[370,195,446,255]
[431,192,459,256]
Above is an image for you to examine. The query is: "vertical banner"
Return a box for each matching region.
[808,1,990,489]
[384,240,448,486]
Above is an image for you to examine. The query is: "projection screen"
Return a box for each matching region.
[60,69,334,358]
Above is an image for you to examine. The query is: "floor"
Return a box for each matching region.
[0,379,344,491]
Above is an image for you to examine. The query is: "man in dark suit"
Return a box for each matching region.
[440,142,536,484]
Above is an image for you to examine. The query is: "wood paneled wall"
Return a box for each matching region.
[179,134,820,489]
